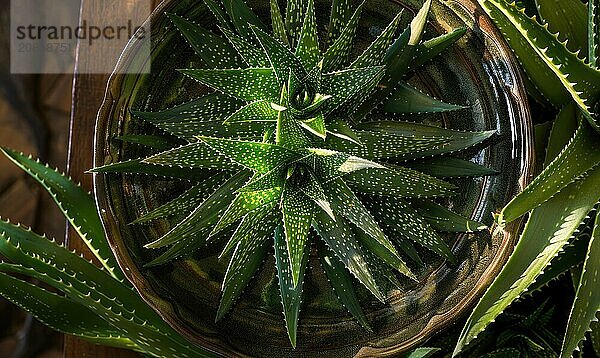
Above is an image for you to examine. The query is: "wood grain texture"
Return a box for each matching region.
[65,0,161,357]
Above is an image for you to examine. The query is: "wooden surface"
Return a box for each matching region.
[65,0,159,357]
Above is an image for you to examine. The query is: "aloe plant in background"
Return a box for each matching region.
[93,0,497,347]
[454,0,600,357]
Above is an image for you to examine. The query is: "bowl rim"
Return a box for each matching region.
[93,0,534,356]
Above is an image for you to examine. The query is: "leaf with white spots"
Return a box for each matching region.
[217,209,274,321]
[333,121,496,160]
[250,24,307,84]
[281,187,314,287]
[325,178,415,278]
[91,159,208,179]
[198,136,303,173]
[351,12,403,68]
[285,0,307,47]
[223,100,278,124]
[1,148,124,281]
[222,0,267,41]
[218,26,269,67]
[133,173,231,224]
[326,119,361,144]
[366,196,456,263]
[238,165,287,192]
[179,68,280,102]
[220,202,279,258]
[562,212,600,357]
[168,14,241,68]
[321,66,385,115]
[383,82,468,114]
[410,199,487,233]
[204,0,233,31]
[295,0,319,69]
[345,165,457,198]
[142,142,242,170]
[145,171,251,249]
[405,157,499,178]
[211,187,282,236]
[499,120,600,224]
[276,85,311,149]
[299,114,326,139]
[317,242,372,331]
[313,211,384,302]
[322,2,364,71]
[270,0,289,46]
[326,0,352,45]
[274,224,309,347]
[299,170,335,219]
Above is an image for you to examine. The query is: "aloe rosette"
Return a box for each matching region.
[94,0,496,346]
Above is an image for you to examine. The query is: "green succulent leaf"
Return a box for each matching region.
[270,0,290,46]
[410,199,487,233]
[145,171,251,250]
[218,25,270,67]
[295,0,319,69]
[133,173,231,224]
[199,136,303,173]
[324,178,414,278]
[318,243,372,331]
[224,100,278,124]
[322,2,364,71]
[345,166,457,198]
[500,120,600,224]
[313,211,384,302]
[561,212,600,358]
[366,196,456,263]
[168,14,242,68]
[411,27,467,70]
[300,114,327,139]
[1,148,124,281]
[220,201,278,257]
[142,142,242,170]
[321,67,385,114]
[285,0,308,47]
[204,0,234,31]
[0,272,138,351]
[281,188,314,286]
[477,0,600,130]
[91,159,209,179]
[222,0,267,40]
[217,208,274,320]
[405,157,499,178]
[274,225,309,347]
[180,68,279,102]
[351,121,495,159]
[535,0,588,56]
[213,187,283,236]
[402,347,441,358]
[326,119,361,144]
[454,166,600,355]
[589,0,600,67]
[351,12,403,69]
[327,0,352,45]
[383,82,468,114]
[250,24,307,83]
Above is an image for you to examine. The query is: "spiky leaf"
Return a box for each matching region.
[180,68,279,102]
[295,0,319,68]
[454,166,600,355]
[383,82,467,114]
[281,187,314,286]
[410,199,487,232]
[274,225,309,347]
[322,2,364,71]
[406,157,498,178]
[1,148,123,281]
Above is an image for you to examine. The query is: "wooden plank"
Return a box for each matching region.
[65,0,161,356]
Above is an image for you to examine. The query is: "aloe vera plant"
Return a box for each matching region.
[90,0,499,347]
[454,1,600,357]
